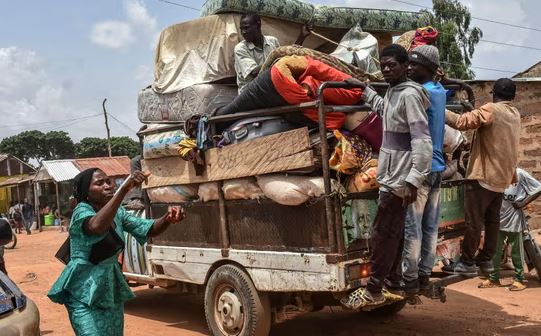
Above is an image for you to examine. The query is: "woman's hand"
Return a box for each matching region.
[148,205,185,237]
[165,206,185,224]
[121,170,150,192]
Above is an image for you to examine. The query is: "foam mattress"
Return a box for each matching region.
[138,84,237,123]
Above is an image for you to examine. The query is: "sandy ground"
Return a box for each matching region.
[4,230,541,336]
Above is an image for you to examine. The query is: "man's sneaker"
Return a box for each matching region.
[418,274,430,291]
[340,288,385,309]
[476,260,495,274]
[403,279,420,295]
[442,261,478,277]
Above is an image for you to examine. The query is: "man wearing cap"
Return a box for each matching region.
[443,78,521,277]
[402,45,446,294]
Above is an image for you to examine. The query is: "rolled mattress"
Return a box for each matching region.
[138,84,238,123]
[201,0,429,31]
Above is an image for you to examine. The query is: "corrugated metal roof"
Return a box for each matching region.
[74,156,130,177]
[0,174,35,188]
[0,154,8,162]
[39,160,81,182]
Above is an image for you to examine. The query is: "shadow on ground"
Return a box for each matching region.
[125,278,541,336]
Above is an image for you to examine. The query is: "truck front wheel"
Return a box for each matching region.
[205,264,271,336]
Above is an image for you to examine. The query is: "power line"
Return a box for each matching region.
[0,113,102,129]
[440,61,518,74]
[154,0,200,11]
[387,0,541,32]
[107,113,138,133]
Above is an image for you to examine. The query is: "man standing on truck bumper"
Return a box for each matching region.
[402,45,446,295]
[343,44,432,307]
[443,78,521,276]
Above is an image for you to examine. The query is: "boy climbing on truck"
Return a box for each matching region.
[343,44,432,308]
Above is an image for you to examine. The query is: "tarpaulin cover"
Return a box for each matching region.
[153,14,342,94]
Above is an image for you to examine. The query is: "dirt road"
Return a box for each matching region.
[5,230,541,336]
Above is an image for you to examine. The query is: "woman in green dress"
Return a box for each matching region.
[48,168,184,336]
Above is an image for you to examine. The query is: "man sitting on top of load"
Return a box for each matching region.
[235,12,312,93]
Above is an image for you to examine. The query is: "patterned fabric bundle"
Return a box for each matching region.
[411,26,439,50]
[329,130,372,175]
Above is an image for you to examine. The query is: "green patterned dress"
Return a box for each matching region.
[48,202,155,336]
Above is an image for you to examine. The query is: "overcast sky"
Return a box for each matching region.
[0,0,538,142]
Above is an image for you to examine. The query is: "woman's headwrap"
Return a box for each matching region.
[72,168,99,202]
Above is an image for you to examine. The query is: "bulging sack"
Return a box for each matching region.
[346,159,379,192]
[147,185,199,203]
[223,177,265,200]
[143,130,188,159]
[198,178,266,202]
[256,174,332,206]
[443,125,464,154]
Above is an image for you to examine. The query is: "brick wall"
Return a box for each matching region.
[469,80,541,229]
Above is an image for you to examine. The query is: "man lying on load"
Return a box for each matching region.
[219,55,364,130]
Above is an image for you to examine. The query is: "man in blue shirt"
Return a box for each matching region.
[402,45,446,294]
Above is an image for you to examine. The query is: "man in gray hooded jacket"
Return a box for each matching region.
[343,44,432,307]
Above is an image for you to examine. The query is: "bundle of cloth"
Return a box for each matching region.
[216,54,364,129]
[396,26,439,52]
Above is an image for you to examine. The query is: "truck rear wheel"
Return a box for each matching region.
[205,264,271,336]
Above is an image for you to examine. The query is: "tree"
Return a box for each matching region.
[423,0,483,79]
[43,131,75,160]
[75,137,108,158]
[111,136,140,158]
[75,136,140,158]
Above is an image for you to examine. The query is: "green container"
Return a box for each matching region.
[44,214,55,226]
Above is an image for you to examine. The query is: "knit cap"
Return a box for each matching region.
[409,45,440,72]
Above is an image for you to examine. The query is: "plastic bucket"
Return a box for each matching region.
[44,214,54,226]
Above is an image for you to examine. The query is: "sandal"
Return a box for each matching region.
[341,288,386,309]
[508,281,526,291]
[382,288,405,302]
[478,279,501,288]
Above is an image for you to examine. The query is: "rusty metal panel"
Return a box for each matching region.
[150,202,221,248]
[225,198,330,253]
[74,156,130,177]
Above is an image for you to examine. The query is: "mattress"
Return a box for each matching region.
[201,0,429,31]
[138,84,237,123]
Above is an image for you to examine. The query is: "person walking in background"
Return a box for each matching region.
[22,198,33,235]
[479,168,541,291]
[443,78,521,276]
[402,45,446,295]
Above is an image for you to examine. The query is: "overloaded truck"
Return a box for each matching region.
[122,2,474,335]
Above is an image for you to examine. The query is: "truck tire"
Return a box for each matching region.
[363,300,407,317]
[524,239,541,282]
[205,264,271,336]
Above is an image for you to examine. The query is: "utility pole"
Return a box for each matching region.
[102,98,112,157]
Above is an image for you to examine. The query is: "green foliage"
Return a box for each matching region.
[0,130,74,162]
[423,0,483,79]
[44,131,75,160]
[74,137,108,158]
[110,136,140,158]
[75,136,139,159]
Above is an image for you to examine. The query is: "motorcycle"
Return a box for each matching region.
[523,215,541,282]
